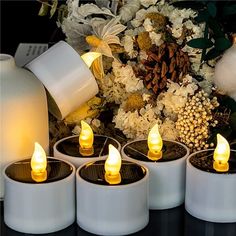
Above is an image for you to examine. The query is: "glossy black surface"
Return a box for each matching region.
[56,135,119,158]
[5,158,73,183]
[79,160,146,185]
[1,201,236,236]
[123,140,187,162]
[190,150,236,174]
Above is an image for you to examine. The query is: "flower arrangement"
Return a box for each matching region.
[39,0,236,152]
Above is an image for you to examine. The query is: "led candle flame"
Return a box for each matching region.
[147,124,163,161]
[31,142,47,182]
[213,134,230,172]
[79,120,94,156]
[105,144,121,185]
[81,52,102,68]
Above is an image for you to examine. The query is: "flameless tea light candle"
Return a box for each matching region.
[26,41,99,120]
[185,134,236,223]
[122,124,189,210]
[54,121,121,168]
[76,144,149,235]
[4,143,75,234]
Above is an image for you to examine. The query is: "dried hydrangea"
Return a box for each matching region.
[122,35,138,58]
[113,105,161,139]
[159,118,179,141]
[98,60,144,104]
[98,73,127,104]
[112,60,144,93]
[140,0,158,8]
[156,75,198,120]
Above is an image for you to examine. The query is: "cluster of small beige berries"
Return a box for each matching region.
[176,90,219,152]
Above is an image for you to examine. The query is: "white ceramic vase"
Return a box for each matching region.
[0,54,49,200]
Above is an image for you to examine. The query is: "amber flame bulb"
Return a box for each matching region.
[31,142,47,182]
[105,144,121,185]
[213,134,230,172]
[147,124,163,161]
[81,52,102,68]
[79,120,94,156]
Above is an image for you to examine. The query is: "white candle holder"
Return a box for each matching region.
[54,134,121,168]
[185,149,236,223]
[76,160,149,235]
[4,157,76,234]
[121,139,189,210]
[26,41,98,120]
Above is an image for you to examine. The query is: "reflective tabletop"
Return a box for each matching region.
[1,201,235,236]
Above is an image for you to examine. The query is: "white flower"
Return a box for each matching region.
[91,118,101,128]
[156,77,198,120]
[122,35,138,58]
[119,0,141,23]
[112,61,144,93]
[139,50,148,60]
[113,106,161,139]
[140,0,158,8]
[72,125,81,135]
[143,18,154,32]
[142,93,151,102]
[149,32,163,46]
[98,73,127,104]
[159,119,179,141]
[171,26,183,39]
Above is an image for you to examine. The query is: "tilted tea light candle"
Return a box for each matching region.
[76,144,149,235]
[122,124,189,209]
[3,143,75,234]
[54,120,121,168]
[185,134,236,223]
[26,41,99,120]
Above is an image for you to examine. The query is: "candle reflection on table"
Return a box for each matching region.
[2,201,235,236]
[185,211,236,236]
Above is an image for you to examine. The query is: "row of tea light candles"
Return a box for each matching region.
[3,121,236,235]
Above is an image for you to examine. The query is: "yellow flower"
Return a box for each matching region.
[86,18,126,79]
[64,97,102,125]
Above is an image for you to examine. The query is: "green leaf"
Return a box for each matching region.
[208,18,224,38]
[229,112,236,131]
[220,96,236,113]
[195,9,210,23]
[223,5,236,16]
[204,48,222,61]
[215,37,231,51]
[200,24,209,62]
[187,38,213,49]
[207,2,217,17]
[50,0,58,18]
[38,3,49,16]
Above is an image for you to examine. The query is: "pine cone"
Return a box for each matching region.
[138,43,191,94]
